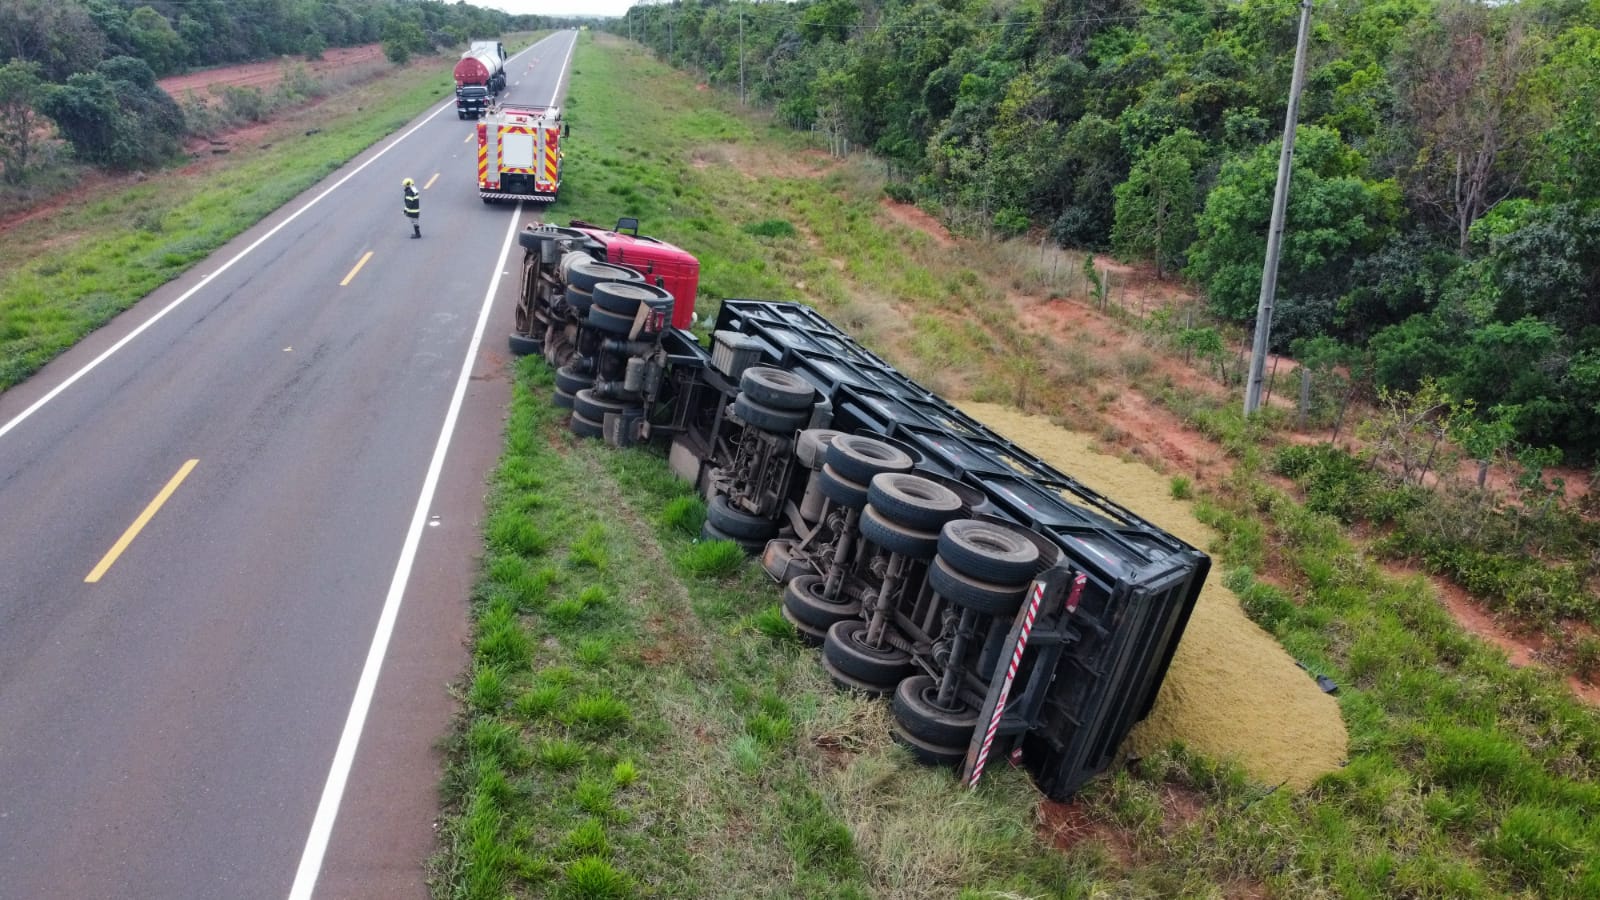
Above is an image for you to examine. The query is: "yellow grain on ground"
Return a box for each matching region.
[961,402,1347,789]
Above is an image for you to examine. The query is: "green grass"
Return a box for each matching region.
[23,24,1588,900]
[428,30,1600,899]
[0,51,478,393]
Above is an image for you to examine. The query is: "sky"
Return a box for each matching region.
[483,0,640,17]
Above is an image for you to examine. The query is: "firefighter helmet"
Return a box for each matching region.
[402,177,414,186]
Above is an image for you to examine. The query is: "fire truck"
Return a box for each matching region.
[477,104,564,204]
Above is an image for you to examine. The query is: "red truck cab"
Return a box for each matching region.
[569,219,700,330]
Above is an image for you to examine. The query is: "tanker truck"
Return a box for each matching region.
[503,218,1209,801]
[454,45,506,119]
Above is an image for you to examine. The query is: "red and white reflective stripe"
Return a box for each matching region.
[968,580,1046,788]
[967,572,1087,788]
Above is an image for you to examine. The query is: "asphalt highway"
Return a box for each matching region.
[0,30,578,899]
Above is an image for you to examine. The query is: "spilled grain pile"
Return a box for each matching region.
[962,402,1347,789]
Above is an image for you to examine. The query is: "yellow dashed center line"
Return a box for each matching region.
[85,459,199,583]
[340,251,374,286]
[423,172,439,190]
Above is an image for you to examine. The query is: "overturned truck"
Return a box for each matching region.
[508,219,1209,799]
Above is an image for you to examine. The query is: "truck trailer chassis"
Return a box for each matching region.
[507,221,1208,800]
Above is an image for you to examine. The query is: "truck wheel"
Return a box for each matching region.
[821,656,896,698]
[565,260,643,293]
[892,675,980,748]
[732,394,809,434]
[700,521,766,554]
[927,556,1027,617]
[706,494,777,540]
[551,388,576,410]
[573,389,634,422]
[585,306,636,336]
[795,429,845,469]
[867,473,964,533]
[564,286,593,314]
[507,332,543,357]
[569,412,603,439]
[782,574,861,631]
[822,620,913,687]
[739,366,814,411]
[859,505,939,560]
[889,723,965,768]
[554,365,592,395]
[817,464,869,511]
[937,520,1039,585]
[593,281,671,316]
[781,605,827,646]
[825,435,914,485]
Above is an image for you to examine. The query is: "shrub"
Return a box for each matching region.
[883,180,915,203]
[220,85,268,123]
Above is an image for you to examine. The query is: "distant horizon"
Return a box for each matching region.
[483,0,637,17]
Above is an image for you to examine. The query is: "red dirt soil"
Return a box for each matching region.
[157,44,385,100]
[876,196,1599,707]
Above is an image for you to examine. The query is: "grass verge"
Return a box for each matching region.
[0,47,509,392]
[437,31,1600,898]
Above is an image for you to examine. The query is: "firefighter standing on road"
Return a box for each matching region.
[403,177,421,238]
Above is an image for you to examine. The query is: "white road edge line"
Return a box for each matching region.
[0,106,441,442]
[286,202,526,900]
[0,34,557,445]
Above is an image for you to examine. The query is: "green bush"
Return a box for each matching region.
[221,85,268,123]
[883,181,915,203]
[992,207,1030,236]
[1272,443,1393,523]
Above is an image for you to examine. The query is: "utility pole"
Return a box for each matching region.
[739,8,745,106]
[1244,0,1314,416]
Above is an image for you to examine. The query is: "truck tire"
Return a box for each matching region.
[782,574,861,631]
[821,656,895,698]
[573,389,635,422]
[520,225,588,252]
[565,260,642,293]
[868,473,964,532]
[859,505,939,560]
[732,394,808,435]
[706,494,778,540]
[507,332,543,357]
[825,435,914,485]
[586,306,636,336]
[822,620,913,687]
[781,605,827,646]
[795,429,845,469]
[593,281,671,316]
[554,365,592,395]
[569,411,603,439]
[889,724,965,768]
[817,465,869,510]
[892,675,980,748]
[700,521,766,554]
[564,286,593,314]
[937,520,1039,585]
[926,556,1027,617]
[551,388,576,410]
[738,367,814,411]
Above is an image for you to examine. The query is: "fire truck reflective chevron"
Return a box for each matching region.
[478,104,563,203]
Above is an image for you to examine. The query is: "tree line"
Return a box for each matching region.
[612,0,1600,464]
[0,0,546,174]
